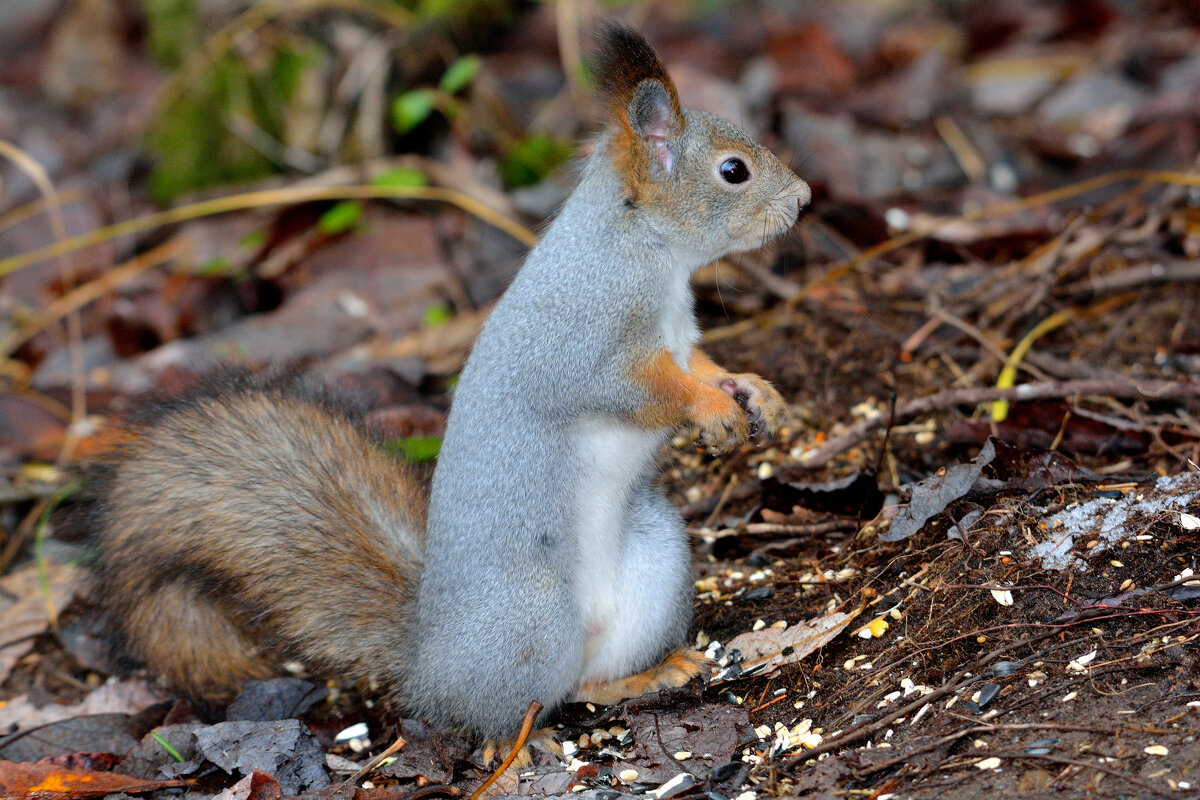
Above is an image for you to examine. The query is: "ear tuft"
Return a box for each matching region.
[593,24,683,137]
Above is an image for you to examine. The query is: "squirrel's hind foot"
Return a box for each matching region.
[480,727,562,769]
[574,648,711,707]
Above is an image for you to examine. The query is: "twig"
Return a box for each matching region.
[782,630,1056,769]
[704,167,1200,344]
[1061,258,1200,296]
[990,751,1188,798]
[1,238,189,355]
[345,731,409,786]
[0,183,536,278]
[798,379,1200,468]
[0,139,86,464]
[467,701,542,800]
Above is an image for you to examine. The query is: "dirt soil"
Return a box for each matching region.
[2,1,1200,799]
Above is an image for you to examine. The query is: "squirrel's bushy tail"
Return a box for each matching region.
[82,371,427,703]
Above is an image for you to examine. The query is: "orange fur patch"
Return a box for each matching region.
[575,648,709,705]
[629,349,742,431]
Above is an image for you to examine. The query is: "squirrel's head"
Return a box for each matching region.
[593,25,810,264]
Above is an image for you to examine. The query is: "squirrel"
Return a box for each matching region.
[84,25,810,743]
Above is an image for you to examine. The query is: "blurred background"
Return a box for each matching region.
[1,0,1198,470]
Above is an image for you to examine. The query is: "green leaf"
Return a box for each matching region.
[238,230,266,251]
[391,89,437,134]
[150,731,186,762]
[438,55,480,94]
[317,201,364,235]
[499,134,572,189]
[144,0,201,67]
[371,167,428,188]
[383,437,442,463]
[197,257,231,276]
[421,303,453,328]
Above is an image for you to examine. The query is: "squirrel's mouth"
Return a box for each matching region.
[759,180,811,242]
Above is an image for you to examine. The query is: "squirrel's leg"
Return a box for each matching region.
[687,349,790,443]
[573,486,708,706]
[630,349,751,451]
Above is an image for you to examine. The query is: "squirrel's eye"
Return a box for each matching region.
[719,158,750,184]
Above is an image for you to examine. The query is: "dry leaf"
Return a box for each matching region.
[0,760,182,799]
[723,611,853,677]
[0,563,83,683]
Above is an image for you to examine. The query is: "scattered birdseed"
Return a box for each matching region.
[1061,691,1078,701]
[1144,745,1169,756]
[990,588,1014,606]
[752,619,766,631]
[1180,512,1200,529]
[619,769,639,782]
[1067,650,1097,671]
[649,774,696,798]
[334,722,369,742]
[674,751,691,761]
[975,757,1002,770]
[757,462,774,480]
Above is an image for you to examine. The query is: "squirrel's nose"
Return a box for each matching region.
[790,178,812,211]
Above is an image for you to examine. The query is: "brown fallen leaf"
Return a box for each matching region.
[721,611,854,678]
[211,770,282,800]
[0,680,167,731]
[0,562,82,683]
[0,760,183,799]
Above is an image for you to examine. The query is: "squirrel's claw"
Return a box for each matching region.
[720,376,789,444]
[696,408,750,453]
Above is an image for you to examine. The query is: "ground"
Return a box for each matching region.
[1,1,1199,799]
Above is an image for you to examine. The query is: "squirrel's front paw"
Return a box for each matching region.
[719,374,789,443]
[691,388,751,453]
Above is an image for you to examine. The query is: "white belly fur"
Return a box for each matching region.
[572,418,661,672]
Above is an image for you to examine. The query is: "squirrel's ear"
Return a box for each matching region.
[594,25,685,180]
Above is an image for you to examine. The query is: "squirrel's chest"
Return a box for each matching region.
[570,420,661,597]
[660,274,699,369]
